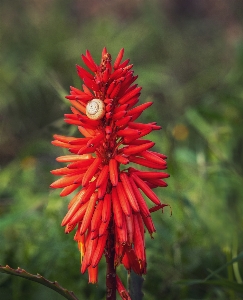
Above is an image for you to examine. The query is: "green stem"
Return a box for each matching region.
[226,249,235,300]
[128,271,144,300]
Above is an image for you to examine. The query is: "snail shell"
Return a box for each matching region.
[86,99,105,120]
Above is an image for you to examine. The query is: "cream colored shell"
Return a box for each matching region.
[86,99,105,120]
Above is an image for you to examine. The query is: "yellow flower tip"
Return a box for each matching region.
[78,241,85,262]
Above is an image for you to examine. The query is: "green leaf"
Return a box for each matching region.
[204,251,243,282]
[178,251,243,294]
[0,265,79,300]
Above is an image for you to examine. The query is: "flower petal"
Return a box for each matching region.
[91,231,108,268]
[79,192,98,235]
[131,173,162,206]
[91,200,103,232]
[113,48,124,70]
[111,188,123,228]
[109,159,118,186]
[120,173,140,213]
[82,157,102,186]
[116,183,131,217]
[102,194,111,223]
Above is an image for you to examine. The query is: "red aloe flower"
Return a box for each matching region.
[50,48,169,298]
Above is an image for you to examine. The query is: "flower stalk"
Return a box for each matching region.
[105,219,116,300]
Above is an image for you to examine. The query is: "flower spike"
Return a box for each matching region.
[51,48,169,298]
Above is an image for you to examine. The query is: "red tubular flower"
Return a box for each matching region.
[50,48,169,297]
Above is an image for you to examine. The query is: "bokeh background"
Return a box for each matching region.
[1,0,243,299]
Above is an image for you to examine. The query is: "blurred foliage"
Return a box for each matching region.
[1,0,243,299]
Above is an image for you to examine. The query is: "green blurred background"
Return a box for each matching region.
[1,0,243,299]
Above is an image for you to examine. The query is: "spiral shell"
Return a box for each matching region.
[86,99,105,120]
